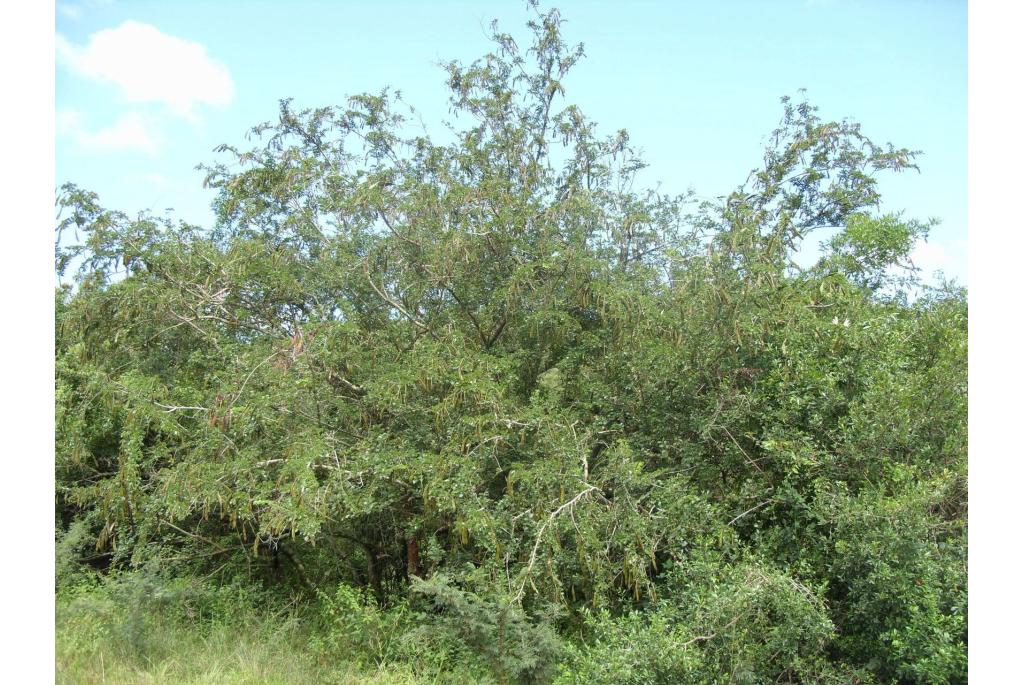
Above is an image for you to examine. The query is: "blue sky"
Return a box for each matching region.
[55,0,966,284]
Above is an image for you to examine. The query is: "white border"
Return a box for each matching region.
[968,0,1022,680]
[2,0,56,680]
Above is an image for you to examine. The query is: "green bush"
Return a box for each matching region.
[54,3,966,683]
[408,574,565,685]
[559,556,856,684]
[313,583,413,671]
[813,478,967,684]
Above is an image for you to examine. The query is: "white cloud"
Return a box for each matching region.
[58,109,160,155]
[142,172,170,187]
[56,109,82,133]
[56,21,234,121]
[58,0,113,16]
[909,237,968,285]
[910,239,951,272]
[57,4,83,20]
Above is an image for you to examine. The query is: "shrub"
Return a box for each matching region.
[408,574,564,685]
[313,582,413,672]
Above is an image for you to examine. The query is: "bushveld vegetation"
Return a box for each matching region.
[56,4,966,683]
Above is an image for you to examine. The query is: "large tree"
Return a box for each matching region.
[57,4,966,683]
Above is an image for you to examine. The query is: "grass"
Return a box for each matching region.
[56,617,438,684]
[54,577,451,685]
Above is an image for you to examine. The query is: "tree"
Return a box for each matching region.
[56,3,966,682]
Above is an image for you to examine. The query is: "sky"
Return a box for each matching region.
[55,0,967,285]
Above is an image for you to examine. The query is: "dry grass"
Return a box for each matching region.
[55,594,433,685]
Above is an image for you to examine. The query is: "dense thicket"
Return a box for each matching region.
[56,5,966,683]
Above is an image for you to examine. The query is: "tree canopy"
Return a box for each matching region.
[56,5,966,683]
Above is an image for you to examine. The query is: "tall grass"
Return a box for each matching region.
[55,574,440,685]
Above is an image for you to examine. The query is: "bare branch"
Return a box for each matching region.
[154,402,209,413]
[514,485,599,603]
[728,498,774,526]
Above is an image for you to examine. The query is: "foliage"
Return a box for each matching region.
[557,555,860,685]
[313,582,412,671]
[56,2,966,683]
[408,574,564,685]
